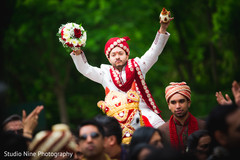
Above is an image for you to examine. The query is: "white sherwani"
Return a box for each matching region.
[70,31,169,128]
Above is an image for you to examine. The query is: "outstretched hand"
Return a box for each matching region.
[22,105,44,138]
[215,91,232,105]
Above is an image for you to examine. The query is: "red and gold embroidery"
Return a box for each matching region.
[109,59,161,116]
[97,82,145,144]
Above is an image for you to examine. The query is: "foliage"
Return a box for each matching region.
[1,0,239,129]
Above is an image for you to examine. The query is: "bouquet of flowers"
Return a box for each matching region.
[57,22,87,51]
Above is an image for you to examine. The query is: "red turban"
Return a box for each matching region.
[104,36,130,57]
[165,82,191,103]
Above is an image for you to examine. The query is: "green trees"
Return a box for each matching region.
[2,0,239,128]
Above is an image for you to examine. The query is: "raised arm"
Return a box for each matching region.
[70,49,104,84]
[138,16,174,74]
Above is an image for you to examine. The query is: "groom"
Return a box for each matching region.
[70,16,173,128]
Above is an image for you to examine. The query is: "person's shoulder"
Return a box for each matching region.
[195,117,206,129]
[104,153,112,160]
[132,57,146,68]
[133,57,140,61]
[158,120,169,131]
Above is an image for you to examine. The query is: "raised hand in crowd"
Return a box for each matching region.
[22,105,44,138]
[232,80,240,107]
[216,80,240,107]
[215,91,232,106]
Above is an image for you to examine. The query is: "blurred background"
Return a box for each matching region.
[1,0,239,131]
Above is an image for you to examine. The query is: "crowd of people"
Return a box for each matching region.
[1,80,240,160]
[1,10,240,160]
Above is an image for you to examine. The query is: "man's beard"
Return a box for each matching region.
[113,61,127,71]
[174,110,188,118]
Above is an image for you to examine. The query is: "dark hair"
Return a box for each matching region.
[94,115,122,144]
[78,119,105,137]
[206,104,238,146]
[2,114,22,130]
[0,131,28,160]
[145,146,185,160]
[187,130,210,152]
[128,143,157,160]
[129,127,161,152]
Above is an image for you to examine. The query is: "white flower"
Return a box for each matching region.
[63,32,70,40]
[66,38,71,43]
[81,36,86,44]
[65,23,72,28]
[59,38,64,43]
[71,39,78,46]
[77,41,82,46]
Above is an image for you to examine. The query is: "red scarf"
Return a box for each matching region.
[169,112,199,150]
[110,59,161,116]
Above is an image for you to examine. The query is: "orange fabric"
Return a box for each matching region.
[165,82,191,103]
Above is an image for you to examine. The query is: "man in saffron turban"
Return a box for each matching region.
[158,82,205,152]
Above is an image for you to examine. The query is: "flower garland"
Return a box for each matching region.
[57,23,87,51]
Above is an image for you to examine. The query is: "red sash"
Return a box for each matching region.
[110,59,161,116]
[169,112,199,150]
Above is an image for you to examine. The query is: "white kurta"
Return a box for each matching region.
[70,31,170,128]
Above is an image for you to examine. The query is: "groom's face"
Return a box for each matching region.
[108,47,129,70]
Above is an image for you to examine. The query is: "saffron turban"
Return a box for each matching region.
[165,82,191,103]
[28,124,77,160]
[104,36,130,57]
